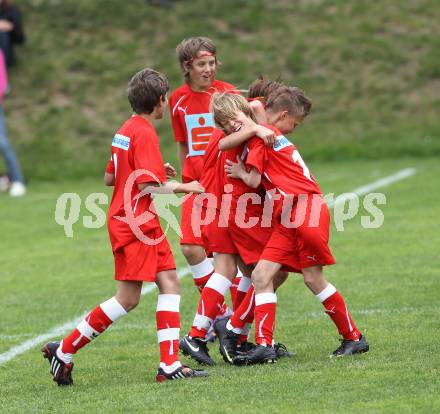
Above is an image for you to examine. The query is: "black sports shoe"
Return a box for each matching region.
[179,335,215,366]
[41,342,74,386]
[155,365,209,382]
[213,317,239,363]
[237,341,256,353]
[330,335,369,358]
[233,344,277,366]
[274,342,295,358]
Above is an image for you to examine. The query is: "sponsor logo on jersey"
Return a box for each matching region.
[112,134,130,151]
[185,113,215,157]
[273,135,293,151]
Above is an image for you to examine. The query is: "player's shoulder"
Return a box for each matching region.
[210,79,238,94]
[121,115,156,141]
[170,83,190,101]
[263,124,282,136]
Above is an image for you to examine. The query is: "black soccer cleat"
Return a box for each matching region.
[179,335,215,366]
[232,344,277,366]
[155,365,209,382]
[213,317,239,363]
[330,335,369,358]
[237,341,256,353]
[274,342,296,358]
[41,342,74,386]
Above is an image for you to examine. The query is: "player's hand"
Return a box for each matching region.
[225,155,246,179]
[164,162,177,178]
[255,125,276,146]
[234,111,256,130]
[182,180,205,194]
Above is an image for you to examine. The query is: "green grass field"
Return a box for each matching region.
[3,0,440,180]
[1,157,439,413]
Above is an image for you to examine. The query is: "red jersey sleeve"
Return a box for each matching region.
[245,137,267,174]
[105,157,115,174]
[132,130,166,185]
[169,92,186,143]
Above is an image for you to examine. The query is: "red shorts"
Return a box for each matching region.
[114,228,176,282]
[201,208,238,255]
[180,194,204,246]
[260,196,336,273]
[228,203,273,265]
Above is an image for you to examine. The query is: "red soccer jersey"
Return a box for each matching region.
[245,125,322,197]
[199,127,226,208]
[106,115,167,251]
[169,79,237,183]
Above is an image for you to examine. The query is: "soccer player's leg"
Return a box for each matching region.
[303,265,369,357]
[42,280,137,386]
[300,201,368,357]
[233,260,280,365]
[181,253,237,365]
[155,268,208,381]
[180,193,214,292]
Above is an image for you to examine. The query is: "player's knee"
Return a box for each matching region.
[252,266,269,289]
[181,244,197,261]
[302,267,323,290]
[119,297,140,312]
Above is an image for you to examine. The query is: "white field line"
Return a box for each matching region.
[0,167,416,365]
[0,268,190,365]
[327,167,416,208]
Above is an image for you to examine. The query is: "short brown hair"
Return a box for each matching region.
[210,92,257,132]
[266,86,312,120]
[176,37,217,78]
[127,68,169,114]
[248,75,285,101]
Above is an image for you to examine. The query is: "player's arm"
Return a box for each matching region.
[218,115,276,150]
[249,100,267,124]
[137,180,204,195]
[225,155,261,189]
[104,172,115,186]
[176,142,188,173]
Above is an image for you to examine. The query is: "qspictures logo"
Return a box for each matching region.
[54,169,386,244]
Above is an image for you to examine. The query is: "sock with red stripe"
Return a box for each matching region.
[190,273,232,338]
[228,285,255,334]
[57,297,127,363]
[254,292,277,346]
[233,275,252,311]
[238,323,252,345]
[190,258,214,293]
[316,283,361,341]
[156,294,181,369]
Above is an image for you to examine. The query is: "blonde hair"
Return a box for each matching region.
[210,93,257,131]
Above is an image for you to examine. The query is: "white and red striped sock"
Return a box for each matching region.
[228,285,255,334]
[190,258,214,293]
[233,275,252,311]
[156,294,181,367]
[254,292,277,346]
[190,273,232,338]
[316,283,361,341]
[58,297,127,363]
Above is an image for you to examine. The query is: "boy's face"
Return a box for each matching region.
[154,95,168,119]
[276,111,301,134]
[187,52,216,91]
[222,111,251,134]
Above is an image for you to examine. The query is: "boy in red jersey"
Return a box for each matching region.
[169,37,240,299]
[222,87,369,364]
[42,68,208,385]
[180,93,293,365]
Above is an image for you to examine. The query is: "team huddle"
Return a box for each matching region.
[42,37,369,385]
